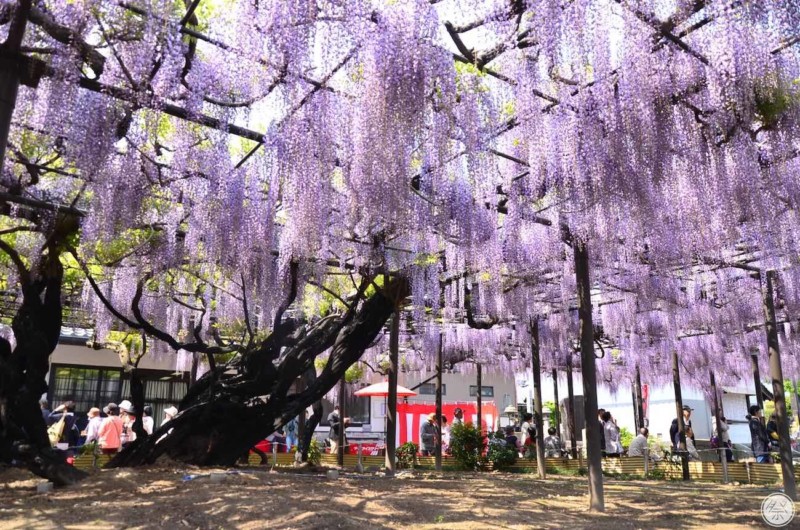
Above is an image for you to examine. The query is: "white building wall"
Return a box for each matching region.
[516,372,717,444]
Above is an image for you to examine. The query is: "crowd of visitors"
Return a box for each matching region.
[41,398,179,456]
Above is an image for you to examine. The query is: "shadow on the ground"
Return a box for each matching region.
[0,465,772,529]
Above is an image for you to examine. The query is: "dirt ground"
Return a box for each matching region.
[0,464,783,529]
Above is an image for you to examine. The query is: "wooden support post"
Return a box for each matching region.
[337,377,345,467]
[751,350,765,413]
[634,365,645,430]
[531,319,546,479]
[552,368,561,438]
[793,379,800,429]
[710,371,729,481]
[385,309,400,475]
[573,241,604,511]
[476,363,482,433]
[435,332,443,471]
[566,355,577,459]
[761,271,797,500]
[671,349,690,481]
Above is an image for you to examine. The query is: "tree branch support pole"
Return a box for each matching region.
[531,318,546,479]
[710,371,728,480]
[566,356,578,459]
[476,363,482,433]
[751,349,764,413]
[671,349,690,481]
[762,270,797,500]
[552,368,560,438]
[435,331,443,471]
[337,377,345,467]
[634,365,645,430]
[385,309,400,475]
[573,241,604,511]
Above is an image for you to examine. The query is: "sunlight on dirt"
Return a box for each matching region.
[0,465,774,529]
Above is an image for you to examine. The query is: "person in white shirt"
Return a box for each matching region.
[685,427,701,460]
[601,411,622,456]
[716,416,734,462]
[83,407,103,444]
[162,406,178,427]
[142,405,154,435]
[628,428,649,457]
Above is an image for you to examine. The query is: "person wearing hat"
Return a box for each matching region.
[118,400,137,446]
[162,406,178,427]
[747,405,771,463]
[98,403,124,454]
[669,405,694,451]
[420,412,438,456]
[83,407,103,444]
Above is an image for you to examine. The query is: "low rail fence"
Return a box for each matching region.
[71,445,796,486]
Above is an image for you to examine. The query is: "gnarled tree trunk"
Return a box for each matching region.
[0,247,87,485]
[109,276,407,467]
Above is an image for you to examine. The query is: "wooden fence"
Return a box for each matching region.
[71,451,794,486]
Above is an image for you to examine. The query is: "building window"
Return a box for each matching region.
[49,364,189,430]
[320,395,370,426]
[469,385,494,398]
[49,365,121,418]
[417,383,446,395]
[121,374,189,424]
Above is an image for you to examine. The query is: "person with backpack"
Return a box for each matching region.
[48,401,80,455]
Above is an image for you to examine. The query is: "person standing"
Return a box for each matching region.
[748,405,771,463]
[670,405,694,450]
[40,399,50,423]
[601,411,622,457]
[505,425,522,455]
[685,427,701,460]
[544,427,563,458]
[717,416,734,462]
[98,403,124,454]
[327,405,341,453]
[597,409,607,454]
[520,412,535,455]
[162,406,178,427]
[441,415,450,450]
[83,407,103,445]
[284,416,299,451]
[48,401,80,454]
[142,405,154,436]
[420,413,438,456]
[452,408,464,426]
[118,400,137,447]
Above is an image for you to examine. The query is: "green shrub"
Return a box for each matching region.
[308,438,322,466]
[487,430,517,470]
[449,422,486,470]
[397,441,418,469]
[619,427,634,449]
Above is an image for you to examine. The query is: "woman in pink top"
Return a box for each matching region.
[98,403,124,454]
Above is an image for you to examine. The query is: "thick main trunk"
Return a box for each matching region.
[0,252,87,485]
[110,277,406,467]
